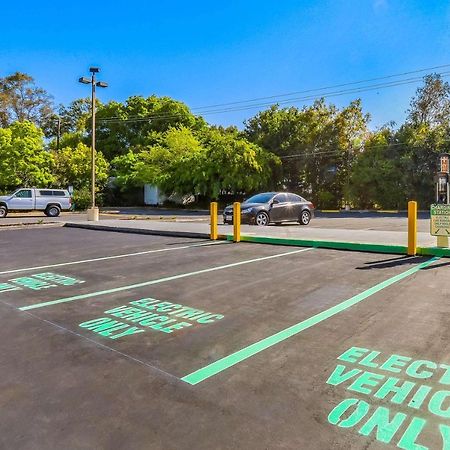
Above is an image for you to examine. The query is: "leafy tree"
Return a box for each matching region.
[96,96,207,160]
[189,128,280,198]
[52,142,109,189]
[392,74,450,207]
[0,121,54,190]
[245,99,369,207]
[347,130,404,209]
[111,150,141,188]
[112,126,203,191]
[407,74,450,128]
[58,97,93,134]
[112,126,279,199]
[0,72,54,134]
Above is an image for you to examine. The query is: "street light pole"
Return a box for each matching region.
[79,67,107,221]
[91,70,96,211]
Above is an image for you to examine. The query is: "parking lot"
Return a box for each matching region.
[0,226,449,449]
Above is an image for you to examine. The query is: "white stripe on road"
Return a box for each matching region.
[0,240,227,276]
[19,247,314,311]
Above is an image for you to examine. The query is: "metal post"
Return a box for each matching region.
[91,72,96,210]
[233,202,241,243]
[407,201,417,256]
[56,116,61,151]
[210,202,218,240]
[79,68,106,222]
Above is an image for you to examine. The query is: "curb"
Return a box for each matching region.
[64,222,211,240]
[231,235,408,255]
[64,223,450,258]
[0,222,62,229]
[417,246,450,257]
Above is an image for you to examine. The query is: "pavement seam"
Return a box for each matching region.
[0,299,181,383]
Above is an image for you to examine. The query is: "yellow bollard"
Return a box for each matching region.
[407,201,417,256]
[233,202,241,243]
[210,202,218,240]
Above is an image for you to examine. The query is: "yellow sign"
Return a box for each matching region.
[430,204,450,236]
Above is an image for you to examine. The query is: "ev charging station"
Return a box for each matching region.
[435,153,450,204]
[431,153,450,247]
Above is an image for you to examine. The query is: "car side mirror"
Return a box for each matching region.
[272,199,279,204]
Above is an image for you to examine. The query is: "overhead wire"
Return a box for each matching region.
[188,63,450,110]
[279,140,448,160]
[94,67,450,124]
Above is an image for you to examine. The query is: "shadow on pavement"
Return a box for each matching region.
[421,260,450,270]
[356,255,427,270]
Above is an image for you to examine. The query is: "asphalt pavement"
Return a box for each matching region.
[0,227,449,449]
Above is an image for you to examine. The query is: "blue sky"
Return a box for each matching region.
[1,0,449,129]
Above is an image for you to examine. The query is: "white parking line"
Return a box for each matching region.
[0,240,228,276]
[19,247,314,311]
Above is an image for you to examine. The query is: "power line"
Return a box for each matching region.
[279,140,449,160]
[96,71,450,124]
[97,64,450,120]
[189,63,450,111]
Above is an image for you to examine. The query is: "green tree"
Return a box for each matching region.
[393,74,450,207]
[53,142,109,189]
[189,128,280,198]
[0,121,54,190]
[347,130,404,209]
[57,97,93,134]
[0,72,54,134]
[111,126,203,191]
[96,95,207,160]
[407,74,450,128]
[245,99,369,207]
[112,126,279,199]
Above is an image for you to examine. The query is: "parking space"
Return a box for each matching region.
[0,227,449,449]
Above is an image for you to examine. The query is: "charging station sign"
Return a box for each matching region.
[430,204,450,236]
[440,154,449,173]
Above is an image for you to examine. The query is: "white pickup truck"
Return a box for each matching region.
[0,188,72,218]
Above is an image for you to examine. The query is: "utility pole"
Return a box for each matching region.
[56,116,61,151]
[79,67,108,221]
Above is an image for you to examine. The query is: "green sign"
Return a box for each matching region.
[327,346,450,449]
[0,272,84,293]
[79,297,224,340]
[430,204,450,236]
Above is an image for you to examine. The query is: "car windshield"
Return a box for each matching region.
[244,193,274,204]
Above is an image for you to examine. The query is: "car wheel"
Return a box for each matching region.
[299,210,311,225]
[45,205,61,217]
[255,211,270,226]
[0,206,7,218]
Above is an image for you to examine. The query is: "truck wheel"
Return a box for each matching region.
[45,205,61,217]
[0,206,7,218]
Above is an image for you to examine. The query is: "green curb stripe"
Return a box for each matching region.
[181,256,438,385]
[233,235,407,255]
[18,247,313,311]
[417,246,450,257]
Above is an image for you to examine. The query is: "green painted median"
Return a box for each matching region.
[226,234,408,255]
[225,234,450,257]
